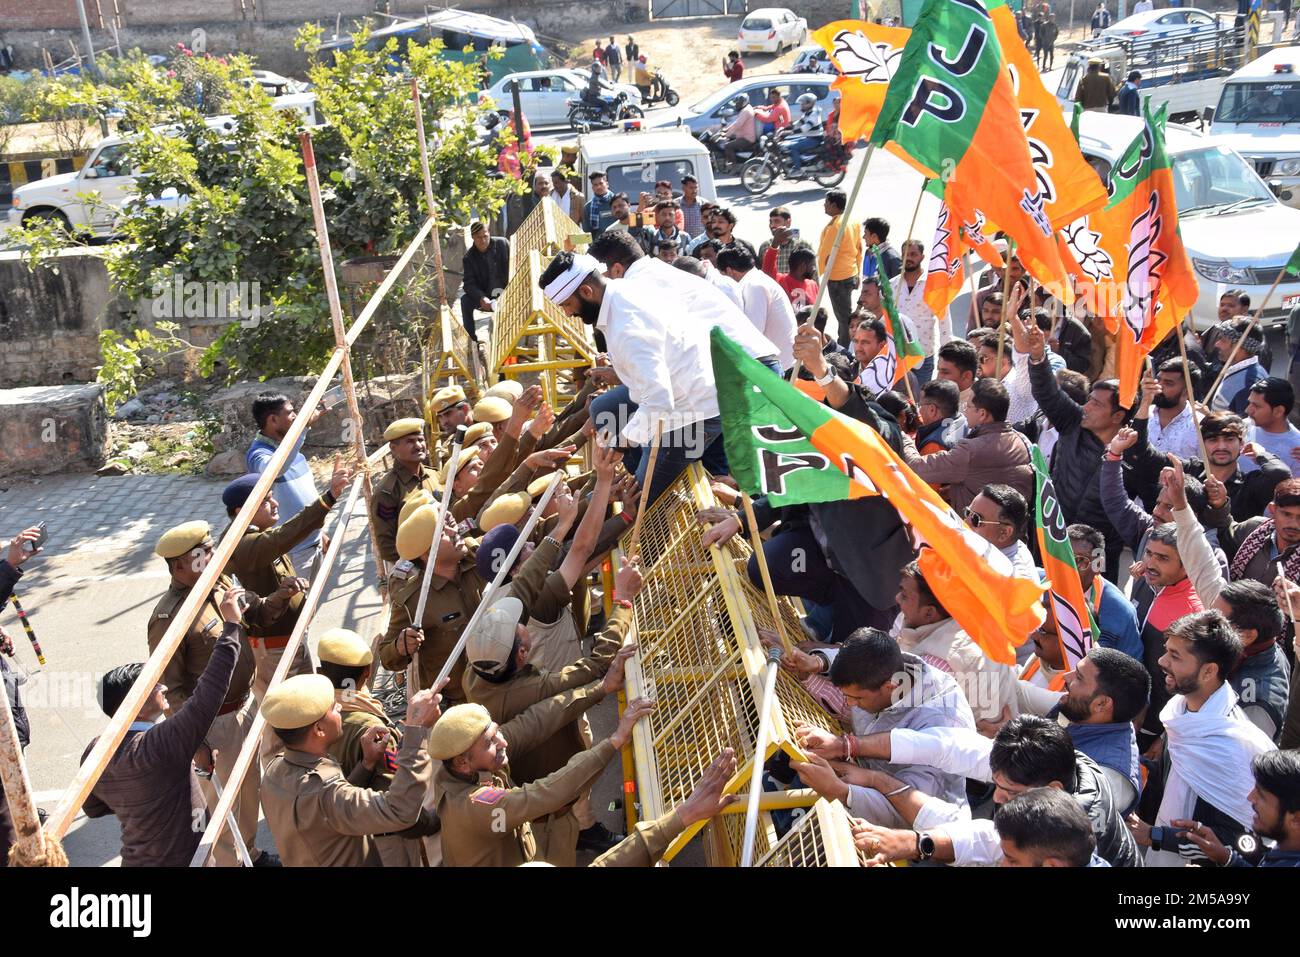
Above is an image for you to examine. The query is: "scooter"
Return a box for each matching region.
[637,70,680,107]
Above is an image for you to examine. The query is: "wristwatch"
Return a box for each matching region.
[916,832,936,862]
[815,366,837,386]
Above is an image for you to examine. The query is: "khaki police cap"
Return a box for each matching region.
[399,488,436,528]
[483,380,524,402]
[472,396,512,424]
[526,473,559,499]
[427,703,493,760]
[396,503,441,561]
[317,628,374,667]
[384,418,426,442]
[430,385,468,415]
[438,445,481,487]
[261,674,335,730]
[480,491,531,532]
[463,422,495,446]
[155,520,211,559]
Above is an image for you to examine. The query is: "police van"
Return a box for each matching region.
[575,124,717,210]
[1208,47,1300,208]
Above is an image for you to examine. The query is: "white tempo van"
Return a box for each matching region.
[1208,47,1300,208]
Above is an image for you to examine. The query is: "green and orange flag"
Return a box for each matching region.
[711,328,1045,664]
[812,19,911,144]
[1031,445,1097,677]
[1092,100,1199,409]
[869,0,1069,293]
[860,246,925,394]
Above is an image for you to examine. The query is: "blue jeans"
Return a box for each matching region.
[589,385,728,506]
[783,134,820,171]
[914,354,934,385]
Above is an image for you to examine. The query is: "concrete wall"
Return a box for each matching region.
[0,248,135,386]
[0,383,109,478]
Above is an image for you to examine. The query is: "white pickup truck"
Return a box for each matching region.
[1208,47,1300,209]
[7,93,320,238]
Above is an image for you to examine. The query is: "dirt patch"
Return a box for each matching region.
[555,16,805,105]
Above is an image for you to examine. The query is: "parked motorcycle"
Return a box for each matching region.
[697,129,762,177]
[567,91,644,131]
[739,133,849,194]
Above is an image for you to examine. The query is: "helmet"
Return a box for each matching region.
[797,93,817,109]
[733,93,749,108]
[484,112,501,130]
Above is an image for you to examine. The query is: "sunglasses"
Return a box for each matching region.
[964,509,1010,530]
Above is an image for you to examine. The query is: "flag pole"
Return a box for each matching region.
[964,252,980,333]
[995,238,1017,373]
[903,181,926,248]
[1172,318,1212,466]
[1203,267,1290,405]
[791,140,879,381]
[740,492,788,649]
[626,422,664,562]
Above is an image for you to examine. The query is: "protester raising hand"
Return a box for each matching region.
[1160,454,1190,512]
[1106,426,1139,457]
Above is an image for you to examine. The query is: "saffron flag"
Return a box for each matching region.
[860,245,925,393]
[869,0,1069,295]
[924,200,969,321]
[1031,445,1097,674]
[812,20,911,143]
[1092,101,1199,409]
[711,328,1045,664]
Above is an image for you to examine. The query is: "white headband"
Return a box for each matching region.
[542,254,603,304]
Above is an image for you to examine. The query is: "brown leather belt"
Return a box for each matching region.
[217,692,250,716]
[248,634,293,649]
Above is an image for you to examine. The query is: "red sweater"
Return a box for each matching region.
[762,247,817,309]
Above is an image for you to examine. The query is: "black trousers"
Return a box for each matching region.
[459,294,481,342]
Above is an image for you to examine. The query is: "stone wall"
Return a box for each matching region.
[0,384,109,478]
[0,249,135,387]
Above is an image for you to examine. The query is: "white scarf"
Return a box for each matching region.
[1160,682,1276,829]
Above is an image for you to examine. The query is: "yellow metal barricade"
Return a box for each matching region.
[621,464,840,863]
[489,248,595,412]
[423,303,480,393]
[755,799,863,868]
[509,194,586,273]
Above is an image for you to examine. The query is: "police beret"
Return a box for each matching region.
[472,396,513,424]
[398,488,436,528]
[526,473,558,499]
[222,473,264,511]
[317,628,373,667]
[463,422,494,446]
[480,491,531,532]
[438,446,480,487]
[261,674,335,730]
[155,520,211,559]
[427,703,493,760]
[396,503,441,561]
[476,525,521,581]
[384,418,426,442]
[429,385,468,415]
[467,597,525,677]
[483,380,524,403]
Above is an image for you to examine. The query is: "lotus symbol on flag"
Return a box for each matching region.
[1123,192,1167,338]
[961,210,990,247]
[832,30,903,84]
[1019,189,1053,237]
[1063,218,1113,282]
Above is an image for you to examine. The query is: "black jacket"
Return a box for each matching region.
[461,237,510,305]
[1074,751,1143,868]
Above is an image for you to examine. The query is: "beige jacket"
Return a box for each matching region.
[896,617,1019,724]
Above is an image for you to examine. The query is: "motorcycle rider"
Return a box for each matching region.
[721,93,759,169]
[781,93,825,176]
[582,62,609,114]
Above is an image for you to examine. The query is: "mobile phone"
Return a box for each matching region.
[321,385,345,410]
[22,522,47,555]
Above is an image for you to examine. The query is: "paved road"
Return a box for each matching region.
[0,472,633,865]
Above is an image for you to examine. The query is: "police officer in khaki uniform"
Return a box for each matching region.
[221,455,352,707]
[429,385,473,467]
[317,629,428,866]
[430,689,654,867]
[378,504,487,705]
[259,673,444,867]
[372,418,440,567]
[147,521,289,866]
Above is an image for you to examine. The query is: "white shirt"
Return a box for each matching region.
[595,280,715,446]
[1134,0,1153,12]
[1148,402,1201,461]
[735,268,797,370]
[1243,420,1300,476]
[624,257,780,361]
[701,261,745,310]
[891,271,950,359]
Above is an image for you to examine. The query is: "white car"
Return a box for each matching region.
[737,8,808,54]
[480,70,641,128]
[1077,112,1300,331]
[1103,6,1228,41]
[1209,48,1300,209]
[791,45,839,75]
